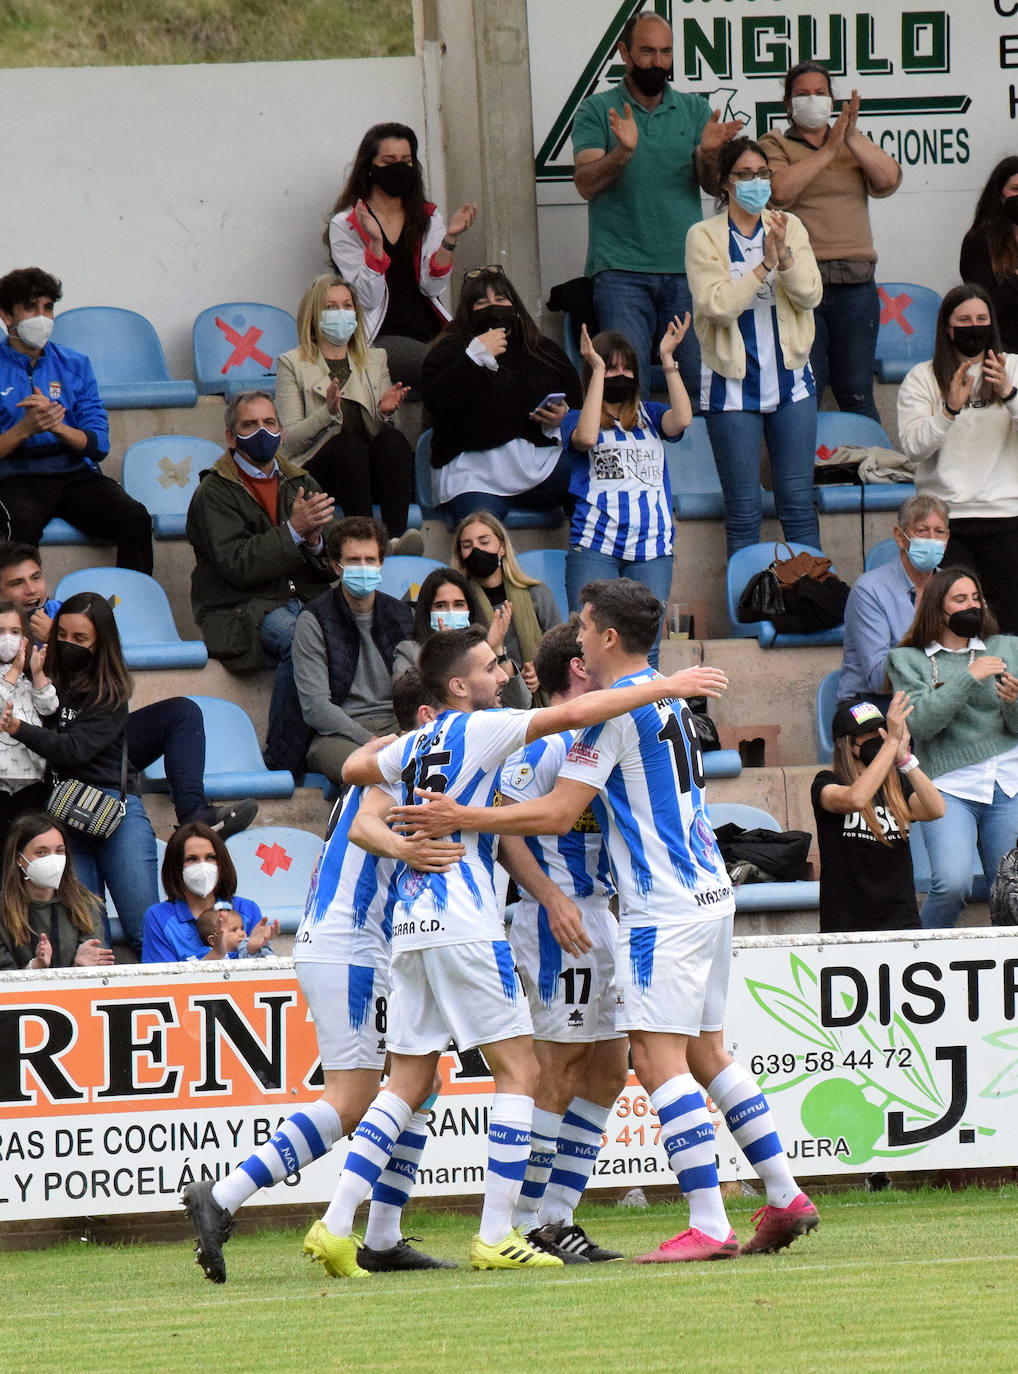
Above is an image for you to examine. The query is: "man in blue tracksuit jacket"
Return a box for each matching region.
[0,266,152,571]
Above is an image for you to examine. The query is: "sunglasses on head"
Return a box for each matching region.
[464,264,506,281]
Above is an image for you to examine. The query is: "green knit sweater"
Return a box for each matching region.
[886,635,1018,780]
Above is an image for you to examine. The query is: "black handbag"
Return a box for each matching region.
[713,823,811,882]
[47,740,128,840]
[687,695,721,753]
[737,568,784,623]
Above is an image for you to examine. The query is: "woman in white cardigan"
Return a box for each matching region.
[897,283,1018,634]
[686,137,823,557]
[275,275,416,540]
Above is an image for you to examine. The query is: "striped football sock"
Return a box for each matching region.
[478,1093,533,1245]
[708,1062,798,1209]
[212,1100,341,1215]
[322,1090,413,1236]
[363,1093,437,1251]
[538,1098,611,1226]
[651,1074,729,1241]
[513,1107,564,1233]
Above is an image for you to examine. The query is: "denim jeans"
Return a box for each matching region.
[442,447,573,526]
[69,793,159,953]
[810,281,881,421]
[705,395,821,558]
[260,597,304,758]
[917,784,1018,929]
[127,697,206,823]
[566,546,673,668]
[593,270,700,404]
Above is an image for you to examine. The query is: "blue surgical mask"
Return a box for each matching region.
[319,308,358,346]
[233,427,281,465]
[733,178,772,214]
[429,609,470,631]
[341,565,383,598]
[906,537,946,572]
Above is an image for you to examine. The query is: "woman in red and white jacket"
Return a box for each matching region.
[324,122,477,391]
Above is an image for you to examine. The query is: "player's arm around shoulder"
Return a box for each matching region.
[389,776,597,841]
[524,664,728,744]
[349,785,465,872]
[342,733,400,786]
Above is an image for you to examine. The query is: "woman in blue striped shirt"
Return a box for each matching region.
[686,136,823,558]
[562,320,692,665]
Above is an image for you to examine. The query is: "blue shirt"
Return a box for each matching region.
[839,556,918,700]
[141,894,264,963]
[0,338,109,476]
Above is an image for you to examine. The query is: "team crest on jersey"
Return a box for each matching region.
[689,808,720,873]
[48,380,62,401]
[508,762,535,791]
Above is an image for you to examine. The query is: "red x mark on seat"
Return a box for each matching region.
[815,444,835,461]
[256,841,292,876]
[215,316,273,375]
[878,287,914,336]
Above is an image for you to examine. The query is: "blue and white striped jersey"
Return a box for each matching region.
[294,783,399,967]
[500,731,613,900]
[564,401,676,562]
[559,669,733,927]
[377,707,531,952]
[700,219,815,415]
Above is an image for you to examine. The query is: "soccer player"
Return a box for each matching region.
[307,623,726,1275]
[497,621,626,1263]
[390,581,819,1261]
[182,670,461,1282]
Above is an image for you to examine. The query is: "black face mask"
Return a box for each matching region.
[472,304,516,335]
[1003,196,1018,225]
[856,737,884,769]
[947,606,984,639]
[629,64,671,97]
[951,324,992,358]
[370,162,416,199]
[462,547,501,580]
[55,640,93,676]
[603,375,638,405]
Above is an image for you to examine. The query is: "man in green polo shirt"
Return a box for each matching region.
[572,10,742,401]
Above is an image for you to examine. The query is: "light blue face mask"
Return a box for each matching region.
[319,308,358,346]
[733,178,772,214]
[906,536,946,572]
[341,564,383,598]
[429,609,470,631]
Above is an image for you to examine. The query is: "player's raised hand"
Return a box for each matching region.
[660,665,729,700]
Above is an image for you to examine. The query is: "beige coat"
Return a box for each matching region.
[685,209,822,379]
[276,345,396,465]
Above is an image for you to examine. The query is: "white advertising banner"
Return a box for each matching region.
[1,929,1014,1221]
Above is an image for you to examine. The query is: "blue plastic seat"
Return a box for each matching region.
[864,538,899,572]
[49,307,197,409]
[53,567,208,670]
[726,542,846,648]
[193,303,298,398]
[517,548,569,619]
[225,826,323,934]
[667,416,724,520]
[816,669,841,764]
[378,555,444,601]
[414,429,565,532]
[39,519,104,547]
[121,434,222,539]
[702,750,742,779]
[813,412,913,514]
[875,283,942,384]
[709,802,819,912]
[141,695,294,800]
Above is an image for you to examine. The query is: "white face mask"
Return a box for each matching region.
[16,315,54,350]
[182,861,218,899]
[791,94,833,130]
[0,632,22,663]
[21,852,66,890]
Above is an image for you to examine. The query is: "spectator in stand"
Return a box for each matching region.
[392,566,530,709]
[686,137,822,558]
[897,285,1018,634]
[422,265,580,524]
[959,157,1018,353]
[0,541,257,840]
[0,592,158,953]
[0,811,113,969]
[195,904,276,961]
[0,267,153,571]
[275,274,421,551]
[812,696,943,934]
[0,599,58,858]
[142,821,276,963]
[888,566,1018,928]
[450,512,561,704]
[760,64,901,421]
[838,495,951,706]
[325,122,477,391]
[292,517,413,784]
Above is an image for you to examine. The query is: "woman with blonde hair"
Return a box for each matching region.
[275,274,418,546]
[451,511,561,702]
[0,810,112,969]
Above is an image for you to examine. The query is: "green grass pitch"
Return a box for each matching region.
[4,1187,1017,1373]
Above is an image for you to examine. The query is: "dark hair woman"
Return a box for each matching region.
[896,284,1018,632]
[0,810,112,969]
[887,566,1018,928]
[0,592,158,954]
[325,122,478,390]
[959,156,1018,353]
[422,265,581,524]
[142,820,275,962]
